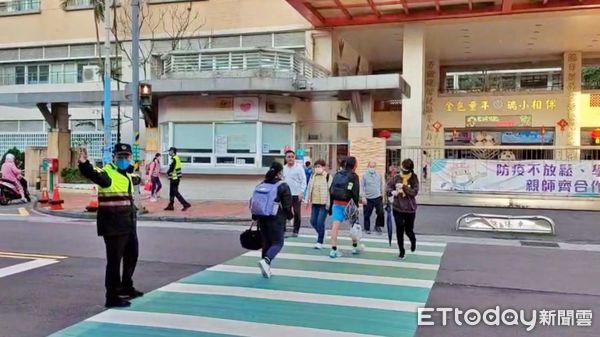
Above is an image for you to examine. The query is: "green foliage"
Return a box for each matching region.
[0,148,25,170]
[61,167,90,184]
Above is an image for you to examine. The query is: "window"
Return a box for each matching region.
[173,123,212,153]
[274,32,305,47]
[262,123,292,167]
[520,73,548,89]
[211,36,241,49]
[19,120,43,132]
[165,122,292,168]
[15,66,25,84]
[0,121,18,132]
[215,123,256,154]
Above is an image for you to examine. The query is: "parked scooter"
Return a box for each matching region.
[0,178,31,205]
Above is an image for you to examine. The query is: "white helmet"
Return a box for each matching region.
[4,153,15,162]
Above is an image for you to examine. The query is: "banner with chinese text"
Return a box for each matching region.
[431,159,600,196]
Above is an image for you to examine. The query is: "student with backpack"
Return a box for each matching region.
[328,156,361,258]
[305,160,332,249]
[249,161,293,278]
[386,158,419,260]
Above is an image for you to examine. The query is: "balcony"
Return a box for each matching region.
[161,48,331,80]
[0,0,40,15]
[441,68,563,95]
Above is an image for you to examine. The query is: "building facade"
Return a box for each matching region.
[1,0,599,207]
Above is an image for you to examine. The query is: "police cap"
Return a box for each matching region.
[113,143,132,155]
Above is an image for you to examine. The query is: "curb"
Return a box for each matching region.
[33,204,253,223]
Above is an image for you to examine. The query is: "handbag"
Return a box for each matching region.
[240,221,262,250]
[143,180,153,192]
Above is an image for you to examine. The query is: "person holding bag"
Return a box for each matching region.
[249,161,293,278]
[386,158,419,260]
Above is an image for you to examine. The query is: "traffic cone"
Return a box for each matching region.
[49,187,64,211]
[38,187,49,205]
[85,186,98,212]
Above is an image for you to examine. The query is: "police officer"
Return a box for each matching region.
[164,146,191,211]
[78,143,143,308]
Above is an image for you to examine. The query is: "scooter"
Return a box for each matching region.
[0,178,31,205]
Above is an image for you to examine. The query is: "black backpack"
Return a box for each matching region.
[330,171,353,202]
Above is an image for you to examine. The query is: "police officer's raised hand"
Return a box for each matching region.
[78,147,88,164]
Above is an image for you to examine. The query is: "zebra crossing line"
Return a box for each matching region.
[48,235,446,337]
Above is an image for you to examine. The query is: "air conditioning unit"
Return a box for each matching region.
[82,65,101,82]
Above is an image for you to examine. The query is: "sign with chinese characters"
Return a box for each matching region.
[465,115,532,128]
[444,98,558,113]
[234,97,259,120]
[431,159,600,196]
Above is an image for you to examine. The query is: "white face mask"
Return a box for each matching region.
[368,167,376,174]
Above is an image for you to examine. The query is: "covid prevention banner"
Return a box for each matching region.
[431,159,600,196]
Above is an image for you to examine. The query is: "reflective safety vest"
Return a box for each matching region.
[98,163,133,208]
[170,155,183,180]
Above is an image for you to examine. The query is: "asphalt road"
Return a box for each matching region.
[0,215,246,337]
[1,211,599,337]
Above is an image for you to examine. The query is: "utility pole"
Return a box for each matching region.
[131,0,147,214]
[102,0,113,164]
[131,0,140,161]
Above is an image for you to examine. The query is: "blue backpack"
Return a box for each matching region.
[249,181,283,216]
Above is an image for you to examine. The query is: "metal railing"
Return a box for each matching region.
[0,0,40,14]
[0,71,101,86]
[386,145,600,197]
[161,48,331,79]
[583,80,600,90]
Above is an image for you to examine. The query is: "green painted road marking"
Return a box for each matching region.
[49,321,237,337]
[180,270,432,303]
[126,291,418,337]
[45,233,446,337]
[289,236,446,252]
[225,255,439,280]
[281,245,442,264]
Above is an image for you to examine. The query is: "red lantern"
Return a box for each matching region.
[591,129,600,145]
[378,130,392,139]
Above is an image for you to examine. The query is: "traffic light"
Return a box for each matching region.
[140,83,152,108]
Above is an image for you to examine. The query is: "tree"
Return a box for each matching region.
[113,0,205,80]
[583,66,600,89]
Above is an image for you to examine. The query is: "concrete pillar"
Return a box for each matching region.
[47,103,71,183]
[402,24,426,148]
[51,103,69,132]
[348,94,386,180]
[563,52,582,160]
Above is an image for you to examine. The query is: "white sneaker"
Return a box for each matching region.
[314,243,323,249]
[329,249,342,258]
[258,259,272,279]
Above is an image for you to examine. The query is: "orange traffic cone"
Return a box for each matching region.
[38,187,49,205]
[49,187,64,211]
[85,186,98,212]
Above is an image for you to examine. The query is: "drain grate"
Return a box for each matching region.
[520,241,560,248]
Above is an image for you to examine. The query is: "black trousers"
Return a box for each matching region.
[291,196,302,233]
[103,233,139,299]
[393,211,416,254]
[169,179,190,206]
[363,196,384,231]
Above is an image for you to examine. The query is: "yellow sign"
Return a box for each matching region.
[445,98,557,113]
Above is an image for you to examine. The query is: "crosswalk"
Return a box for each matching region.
[48,234,446,337]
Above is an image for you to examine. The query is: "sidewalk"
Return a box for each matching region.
[36,191,255,222]
[35,190,600,244]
